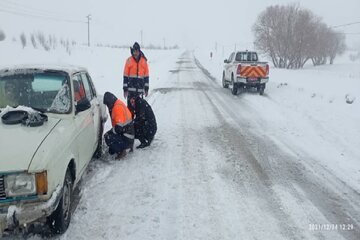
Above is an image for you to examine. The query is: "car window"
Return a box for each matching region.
[228,53,235,62]
[0,71,71,113]
[81,73,96,99]
[251,52,258,61]
[80,73,93,101]
[86,73,97,97]
[235,52,258,62]
[72,74,86,103]
[236,52,246,61]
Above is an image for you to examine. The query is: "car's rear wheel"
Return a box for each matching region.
[47,170,73,234]
[259,84,265,95]
[231,75,237,95]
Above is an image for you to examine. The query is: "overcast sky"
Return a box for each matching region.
[0,0,359,50]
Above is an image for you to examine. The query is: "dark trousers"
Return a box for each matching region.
[104,130,133,154]
[134,121,157,144]
[127,91,143,109]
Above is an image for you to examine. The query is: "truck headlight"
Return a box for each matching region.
[4,173,36,197]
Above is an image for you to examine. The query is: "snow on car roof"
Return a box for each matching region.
[0,64,88,76]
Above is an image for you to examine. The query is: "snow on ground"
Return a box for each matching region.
[1,41,360,239]
[194,48,360,193]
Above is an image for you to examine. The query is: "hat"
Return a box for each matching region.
[103,92,117,109]
[132,42,140,51]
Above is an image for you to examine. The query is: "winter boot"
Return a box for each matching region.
[115,150,127,160]
[136,141,149,149]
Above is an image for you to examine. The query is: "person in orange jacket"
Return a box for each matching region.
[123,42,149,105]
[103,92,135,159]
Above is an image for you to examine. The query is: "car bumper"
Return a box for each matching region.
[236,77,269,84]
[0,186,61,235]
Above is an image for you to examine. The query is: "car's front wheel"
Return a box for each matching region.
[47,170,73,234]
[222,72,228,88]
[94,123,104,159]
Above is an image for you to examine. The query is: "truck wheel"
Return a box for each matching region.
[238,83,245,94]
[47,170,73,234]
[231,75,237,95]
[222,72,228,88]
[259,84,265,95]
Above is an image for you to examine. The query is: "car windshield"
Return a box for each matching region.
[235,52,258,62]
[0,70,71,113]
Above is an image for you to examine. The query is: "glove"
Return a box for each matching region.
[144,90,148,97]
[124,91,128,99]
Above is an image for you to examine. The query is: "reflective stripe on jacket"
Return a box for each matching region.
[123,55,149,93]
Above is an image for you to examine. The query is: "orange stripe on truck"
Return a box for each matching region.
[240,66,267,78]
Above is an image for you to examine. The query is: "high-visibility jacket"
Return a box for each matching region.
[111,99,134,139]
[123,54,149,95]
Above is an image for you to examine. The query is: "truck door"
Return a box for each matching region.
[225,52,235,80]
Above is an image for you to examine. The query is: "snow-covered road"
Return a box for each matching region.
[55,51,359,240]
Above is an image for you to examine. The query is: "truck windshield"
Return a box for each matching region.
[0,70,71,113]
[235,52,258,62]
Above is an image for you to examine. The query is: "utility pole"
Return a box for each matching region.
[86,14,91,47]
[140,30,143,46]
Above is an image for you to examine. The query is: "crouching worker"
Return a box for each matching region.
[129,96,157,149]
[103,92,134,159]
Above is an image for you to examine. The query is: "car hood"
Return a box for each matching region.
[0,116,60,172]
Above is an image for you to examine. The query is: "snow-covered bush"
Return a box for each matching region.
[345,94,356,104]
[253,4,346,69]
[0,29,5,41]
[349,51,360,62]
[30,33,37,48]
[20,32,27,48]
[36,32,50,51]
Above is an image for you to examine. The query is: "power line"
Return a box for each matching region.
[331,21,360,28]
[0,7,86,24]
[87,14,91,46]
[0,0,77,20]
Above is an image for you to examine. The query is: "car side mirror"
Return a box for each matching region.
[224,59,228,63]
[75,97,91,113]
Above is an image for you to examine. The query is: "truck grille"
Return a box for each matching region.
[0,175,6,200]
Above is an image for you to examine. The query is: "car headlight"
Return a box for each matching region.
[4,173,36,197]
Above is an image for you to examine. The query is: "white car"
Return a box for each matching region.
[0,65,107,235]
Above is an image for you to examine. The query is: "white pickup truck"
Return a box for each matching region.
[222,51,269,95]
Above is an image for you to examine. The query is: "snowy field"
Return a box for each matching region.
[1,41,359,239]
